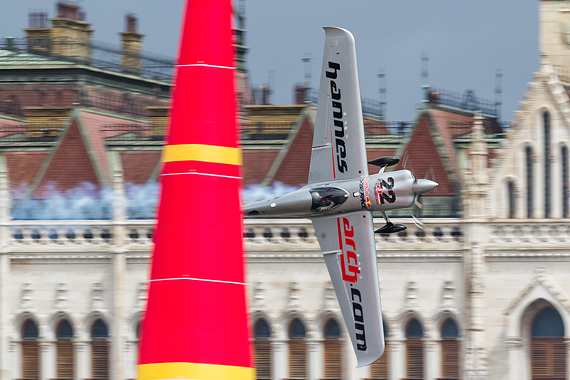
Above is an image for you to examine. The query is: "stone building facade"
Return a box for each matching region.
[0,1,569,380]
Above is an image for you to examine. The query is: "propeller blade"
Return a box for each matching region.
[412,194,424,229]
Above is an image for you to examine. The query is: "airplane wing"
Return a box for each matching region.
[308,27,369,184]
[312,210,384,367]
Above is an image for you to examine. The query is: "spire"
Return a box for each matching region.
[464,111,489,219]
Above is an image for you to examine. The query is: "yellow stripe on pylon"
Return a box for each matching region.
[137,362,255,380]
[162,144,242,165]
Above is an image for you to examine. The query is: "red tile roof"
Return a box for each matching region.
[242,150,279,187]
[392,114,455,196]
[5,151,48,199]
[121,151,161,184]
[33,119,101,199]
[270,118,314,187]
[79,110,150,184]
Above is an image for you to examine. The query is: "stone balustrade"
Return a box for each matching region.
[4,218,466,253]
[489,221,570,245]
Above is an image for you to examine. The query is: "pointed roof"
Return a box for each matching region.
[31,115,103,199]
[392,111,457,196]
[268,115,314,187]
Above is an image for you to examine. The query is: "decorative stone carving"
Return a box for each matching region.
[252,282,265,309]
[21,282,33,309]
[92,282,103,309]
[464,346,489,380]
[505,337,522,350]
[55,283,68,309]
[136,282,147,310]
[405,280,418,307]
[288,281,301,309]
[323,282,336,309]
[442,281,455,307]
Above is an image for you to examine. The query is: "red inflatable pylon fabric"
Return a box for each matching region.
[137,0,254,379]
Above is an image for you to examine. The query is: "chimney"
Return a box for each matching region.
[49,2,93,60]
[147,106,169,137]
[294,85,308,104]
[25,11,51,54]
[120,14,145,73]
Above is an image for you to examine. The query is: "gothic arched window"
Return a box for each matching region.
[56,320,74,380]
[508,179,516,219]
[323,319,342,379]
[526,145,534,218]
[441,319,460,380]
[91,319,109,380]
[544,110,551,218]
[531,307,565,379]
[370,323,390,380]
[406,319,424,380]
[254,319,272,380]
[289,319,307,380]
[563,144,569,218]
[22,319,40,380]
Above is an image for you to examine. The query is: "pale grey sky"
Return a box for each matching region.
[1,0,539,122]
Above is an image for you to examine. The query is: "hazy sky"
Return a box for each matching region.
[1,1,539,122]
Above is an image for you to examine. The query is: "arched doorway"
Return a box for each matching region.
[323,319,342,379]
[441,318,460,380]
[531,307,565,380]
[289,318,307,380]
[21,319,40,380]
[370,322,390,380]
[253,319,272,380]
[406,319,424,380]
[91,319,109,380]
[56,320,74,380]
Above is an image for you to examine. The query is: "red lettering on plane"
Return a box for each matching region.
[337,217,360,283]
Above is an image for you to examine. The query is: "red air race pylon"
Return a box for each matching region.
[137,0,254,379]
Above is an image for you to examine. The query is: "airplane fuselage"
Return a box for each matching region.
[244,169,424,218]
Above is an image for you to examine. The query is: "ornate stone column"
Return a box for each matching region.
[112,165,126,380]
[39,341,52,380]
[0,158,11,380]
[463,113,490,380]
[390,339,405,380]
[307,340,319,380]
[271,340,286,380]
[506,337,522,380]
[75,342,88,380]
[426,339,440,380]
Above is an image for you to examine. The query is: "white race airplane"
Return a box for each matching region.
[244,27,437,366]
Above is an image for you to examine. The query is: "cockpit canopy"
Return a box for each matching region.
[310,187,349,212]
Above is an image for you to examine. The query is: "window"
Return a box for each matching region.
[563,144,568,218]
[91,319,109,380]
[22,319,40,380]
[369,323,389,380]
[406,319,424,380]
[544,111,551,218]
[531,307,565,380]
[508,179,516,219]
[254,319,272,380]
[441,319,460,380]
[526,145,534,218]
[310,187,349,212]
[289,319,307,380]
[323,319,342,380]
[56,320,74,380]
